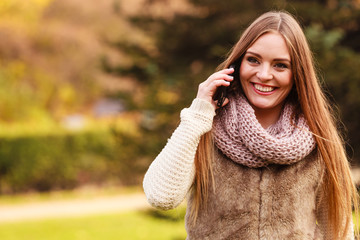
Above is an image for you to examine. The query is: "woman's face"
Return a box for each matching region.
[239,31,293,115]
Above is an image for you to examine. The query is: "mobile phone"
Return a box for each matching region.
[213,64,237,107]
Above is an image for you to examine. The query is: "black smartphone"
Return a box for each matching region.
[213,64,237,107]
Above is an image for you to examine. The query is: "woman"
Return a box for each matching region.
[143,11,358,239]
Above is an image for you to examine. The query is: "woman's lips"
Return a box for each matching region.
[251,83,277,95]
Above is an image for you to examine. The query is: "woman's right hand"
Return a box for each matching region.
[196,68,234,109]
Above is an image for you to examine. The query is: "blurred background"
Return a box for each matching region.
[0,0,359,239]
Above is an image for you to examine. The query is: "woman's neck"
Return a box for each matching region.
[253,104,284,129]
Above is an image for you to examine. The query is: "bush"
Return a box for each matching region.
[0,127,150,194]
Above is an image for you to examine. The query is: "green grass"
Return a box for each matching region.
[0,207,187,240]
[0,186,186,239]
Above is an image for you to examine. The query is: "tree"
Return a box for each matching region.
[106,0,360,164]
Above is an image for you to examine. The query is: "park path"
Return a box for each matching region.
[0,192,149,223]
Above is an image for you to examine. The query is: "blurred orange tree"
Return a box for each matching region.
[0,0,112,124]
[0,0,154,193]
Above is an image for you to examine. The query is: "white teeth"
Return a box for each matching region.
[254,83,274,92]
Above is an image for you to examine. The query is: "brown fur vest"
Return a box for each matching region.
[185,148,327,240]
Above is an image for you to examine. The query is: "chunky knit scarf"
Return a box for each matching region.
[213,94,316,168]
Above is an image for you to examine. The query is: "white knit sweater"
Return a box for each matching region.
[143,98,215,210]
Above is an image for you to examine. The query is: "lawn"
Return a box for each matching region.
[0,207,187,240]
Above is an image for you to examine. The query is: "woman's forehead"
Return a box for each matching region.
[246,32,291,61]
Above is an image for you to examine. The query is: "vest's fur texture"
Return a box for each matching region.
[185,149,327,240]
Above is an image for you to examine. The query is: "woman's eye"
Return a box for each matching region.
[274,63,288,69]
[247,57,259,64]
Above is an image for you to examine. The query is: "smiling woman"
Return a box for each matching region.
[143,10,359,240]
[239,32,293,128]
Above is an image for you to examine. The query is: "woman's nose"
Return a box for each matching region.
[256,64,273,81]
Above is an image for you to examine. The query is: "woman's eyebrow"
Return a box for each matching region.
[246,51,291,63]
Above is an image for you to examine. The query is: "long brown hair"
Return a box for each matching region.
[191,11,359,238]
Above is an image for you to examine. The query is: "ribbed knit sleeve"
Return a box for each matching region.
[143,98,216,210]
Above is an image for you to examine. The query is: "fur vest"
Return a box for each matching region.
[185,148,327,240]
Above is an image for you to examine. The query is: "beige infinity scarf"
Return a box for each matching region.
[213,94,316,168]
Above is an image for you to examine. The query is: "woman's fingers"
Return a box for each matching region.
[196,68,234,105]
[197,79,231,102]
[203,68,235,87]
